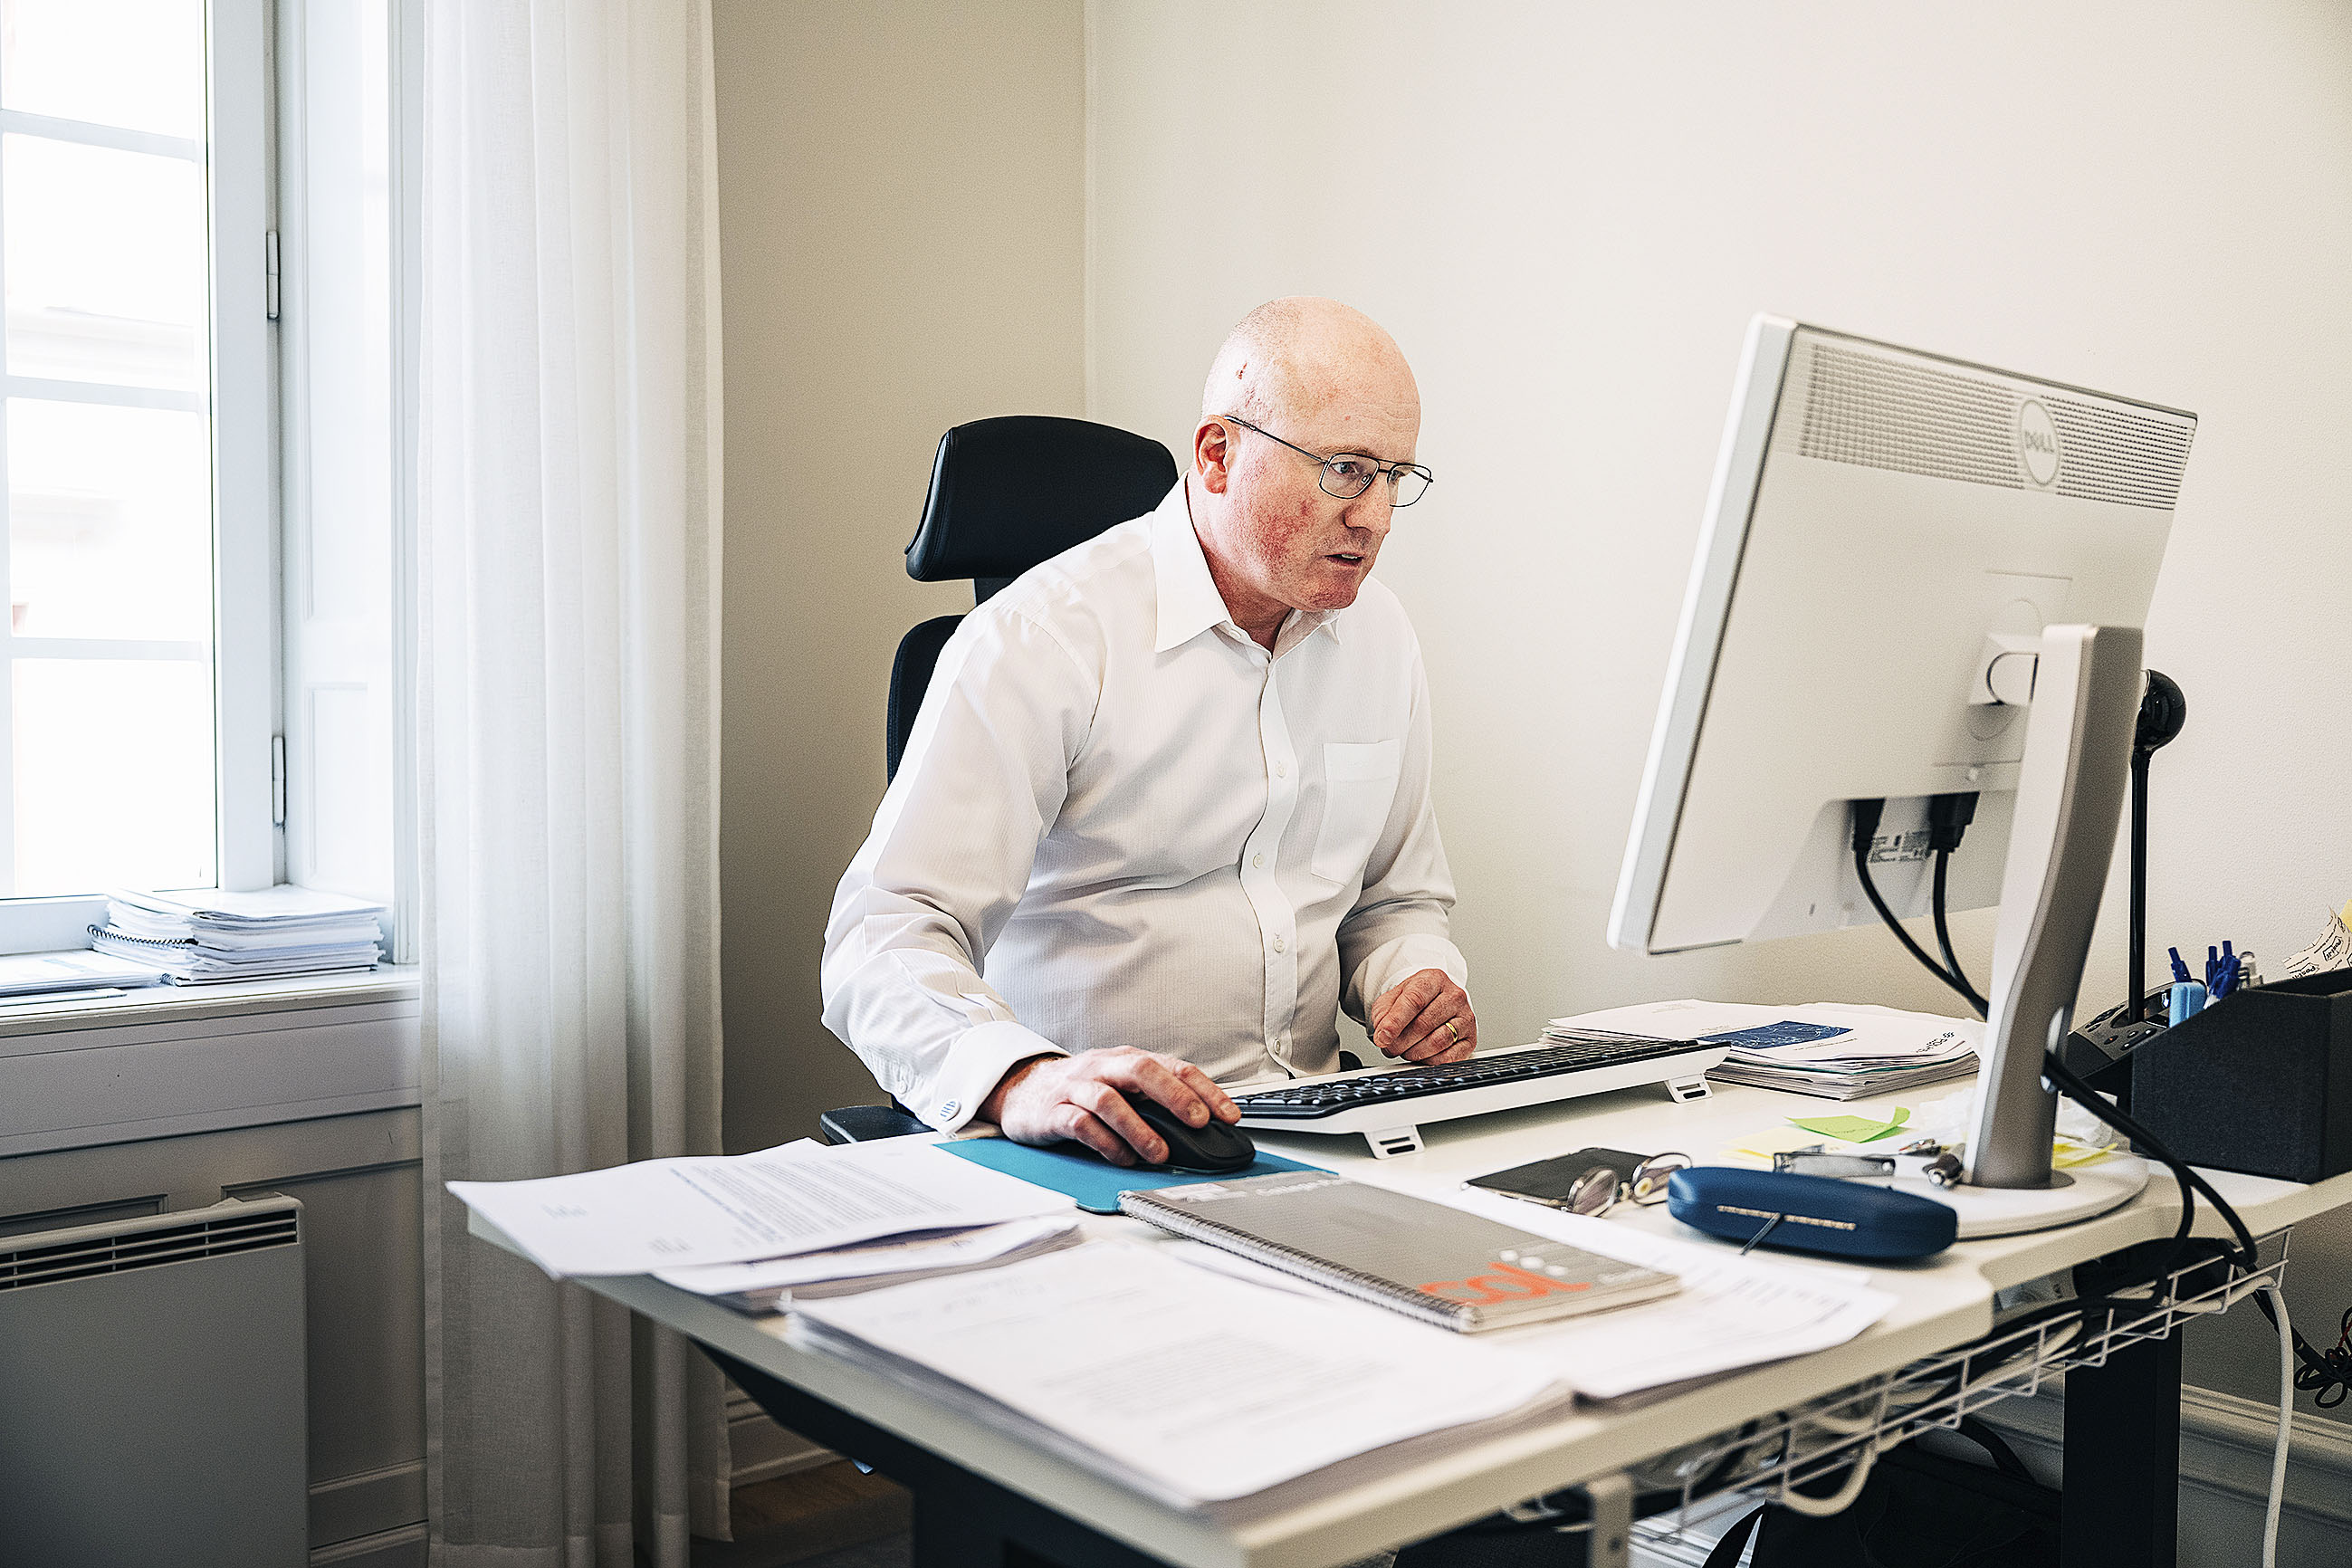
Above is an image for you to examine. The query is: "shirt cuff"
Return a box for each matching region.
[919,1019,1067,1133]
[1345,934,1470,1021]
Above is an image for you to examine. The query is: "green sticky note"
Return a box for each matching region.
[1787,1106,1912,1143]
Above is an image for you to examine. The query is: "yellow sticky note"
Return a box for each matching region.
[1724,1124,1832,1166]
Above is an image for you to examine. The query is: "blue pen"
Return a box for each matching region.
[2205,945,2223,990]
[2169,947,2193,985]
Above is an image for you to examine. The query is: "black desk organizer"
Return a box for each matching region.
[2129,966,2352,1184]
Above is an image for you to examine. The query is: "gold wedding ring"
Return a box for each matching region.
[1444,1018,1461,1045]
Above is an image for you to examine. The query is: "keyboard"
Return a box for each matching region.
[1231,1036,1728,1159]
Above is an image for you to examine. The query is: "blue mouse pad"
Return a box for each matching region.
[940,1137,1328,1214]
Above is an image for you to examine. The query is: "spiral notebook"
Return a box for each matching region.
[1119,1171,1678,1332]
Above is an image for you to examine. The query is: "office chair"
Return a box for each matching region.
[820,415,1179,1146]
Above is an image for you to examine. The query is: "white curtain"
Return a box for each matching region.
[415,1,727,1563]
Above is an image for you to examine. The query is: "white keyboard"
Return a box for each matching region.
[1230,1037,1728,1158]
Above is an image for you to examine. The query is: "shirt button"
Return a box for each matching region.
[1272,935,1286,954]
[1251,853,1264,868]
[1276,761,1287,778]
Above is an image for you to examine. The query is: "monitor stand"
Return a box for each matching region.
[1939,624,2151,1238]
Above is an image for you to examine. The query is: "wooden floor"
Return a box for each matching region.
[690,1460,913,1568]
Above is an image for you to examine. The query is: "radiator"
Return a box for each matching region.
[0,1194,308,1567]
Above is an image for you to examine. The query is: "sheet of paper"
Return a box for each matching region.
[0,949,163,994]
[1552,999,1975,1066]
[449,1137,1073,1277]
[790,1240,1568,1506]
[2278,907,2352,980]
[1416,1186,1894,1400]
[654,1217,1079,1296]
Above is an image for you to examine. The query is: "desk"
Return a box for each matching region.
[473,1077,2352,1568]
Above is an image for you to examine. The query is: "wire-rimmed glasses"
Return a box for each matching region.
[1217,414,1434,507]
[1558,1152,1692,1218]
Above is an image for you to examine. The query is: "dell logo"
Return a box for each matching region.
[2016,400,2060,486]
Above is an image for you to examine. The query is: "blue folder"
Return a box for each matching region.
[939,1137,1327,1214]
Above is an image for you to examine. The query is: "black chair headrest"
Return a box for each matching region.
[905,416,1179,585]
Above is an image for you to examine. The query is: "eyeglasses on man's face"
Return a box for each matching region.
[1218,415,1434,508]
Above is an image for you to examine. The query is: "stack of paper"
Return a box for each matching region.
[0,948,166,1000]
[789,1240,1575,1515]
[91,886,386,984]
[1551,999,1978,1100]
[655,1217,1083,1312]
[448,1137,1076,1278]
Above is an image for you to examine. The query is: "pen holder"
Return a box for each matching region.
[2128,966,2352,1184]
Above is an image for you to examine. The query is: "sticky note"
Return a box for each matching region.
[1787,1107,1912,1143]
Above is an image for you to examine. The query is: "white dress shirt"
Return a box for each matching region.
[821,479,1467,1133]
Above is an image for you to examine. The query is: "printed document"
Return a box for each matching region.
[654,1216,1081,1304]
[790,1241,1570,1507]
[1427,1186,1896,1399]
[2279,906,2352,980]
[448,1138,1072,1277]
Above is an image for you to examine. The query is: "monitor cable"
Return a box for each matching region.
[1850,798,1987,1018]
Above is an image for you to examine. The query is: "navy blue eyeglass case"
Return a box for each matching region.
[1667,1167,1957,1260]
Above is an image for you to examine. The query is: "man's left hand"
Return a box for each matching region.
[1370,970,1476,1063]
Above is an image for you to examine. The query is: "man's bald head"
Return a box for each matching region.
[1199,297,1420,435]
[1185,299,1423,646]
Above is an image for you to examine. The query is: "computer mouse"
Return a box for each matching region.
[1123,1092,1257,1173]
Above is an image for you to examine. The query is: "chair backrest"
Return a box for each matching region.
[886,416,1177,779]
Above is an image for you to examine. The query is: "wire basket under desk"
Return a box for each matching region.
[1633,1233,2291,1535]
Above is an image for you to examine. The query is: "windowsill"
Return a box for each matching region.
[0,963,421,1040]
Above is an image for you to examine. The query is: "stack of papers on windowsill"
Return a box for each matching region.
[0,947,167,1000]
[1550,999,1978,1100]
[90,885,385,984]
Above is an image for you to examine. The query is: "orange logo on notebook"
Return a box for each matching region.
[1420,1260,1592,1304]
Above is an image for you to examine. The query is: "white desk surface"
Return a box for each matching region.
[473,1076,2352,1568]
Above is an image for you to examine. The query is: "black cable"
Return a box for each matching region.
[1929,850,1989,1019]
[1851,836,1984,1018]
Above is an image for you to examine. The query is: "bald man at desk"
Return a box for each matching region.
[824,297,1475,1167]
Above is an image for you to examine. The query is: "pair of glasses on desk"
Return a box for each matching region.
[1541,1152,1691,1218]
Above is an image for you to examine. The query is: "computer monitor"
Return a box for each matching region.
[1610,317,2197,1236]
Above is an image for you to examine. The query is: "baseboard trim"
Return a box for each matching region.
[311,1522,426,1567]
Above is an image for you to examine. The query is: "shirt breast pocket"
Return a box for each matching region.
[1310,739,1402,885]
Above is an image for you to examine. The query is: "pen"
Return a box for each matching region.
[2169,947,2192,985]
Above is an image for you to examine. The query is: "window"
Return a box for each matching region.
[0,0,270,946]
[0,0,403,959]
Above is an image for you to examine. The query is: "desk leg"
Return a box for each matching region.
[2061,1332,2181,1568]
[708,1351,1173,1568]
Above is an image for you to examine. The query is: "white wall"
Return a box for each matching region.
[1086,0,2352,1420]
[713,0,1086,1155]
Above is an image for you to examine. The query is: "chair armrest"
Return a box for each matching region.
[819,1104,932,1144]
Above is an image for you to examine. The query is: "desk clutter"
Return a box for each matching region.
[89,885,386,983]
[449,1133,1897,1513]
[1548,999,1978,1100]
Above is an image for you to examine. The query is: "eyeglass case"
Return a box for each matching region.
[1667,1167,1957,1260]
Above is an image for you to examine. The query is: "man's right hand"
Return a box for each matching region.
[979,1048,1240,1167]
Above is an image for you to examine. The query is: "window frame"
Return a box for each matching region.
[0,0,279,953]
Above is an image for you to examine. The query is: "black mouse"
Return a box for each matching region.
[1123,1092,1257,1173]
